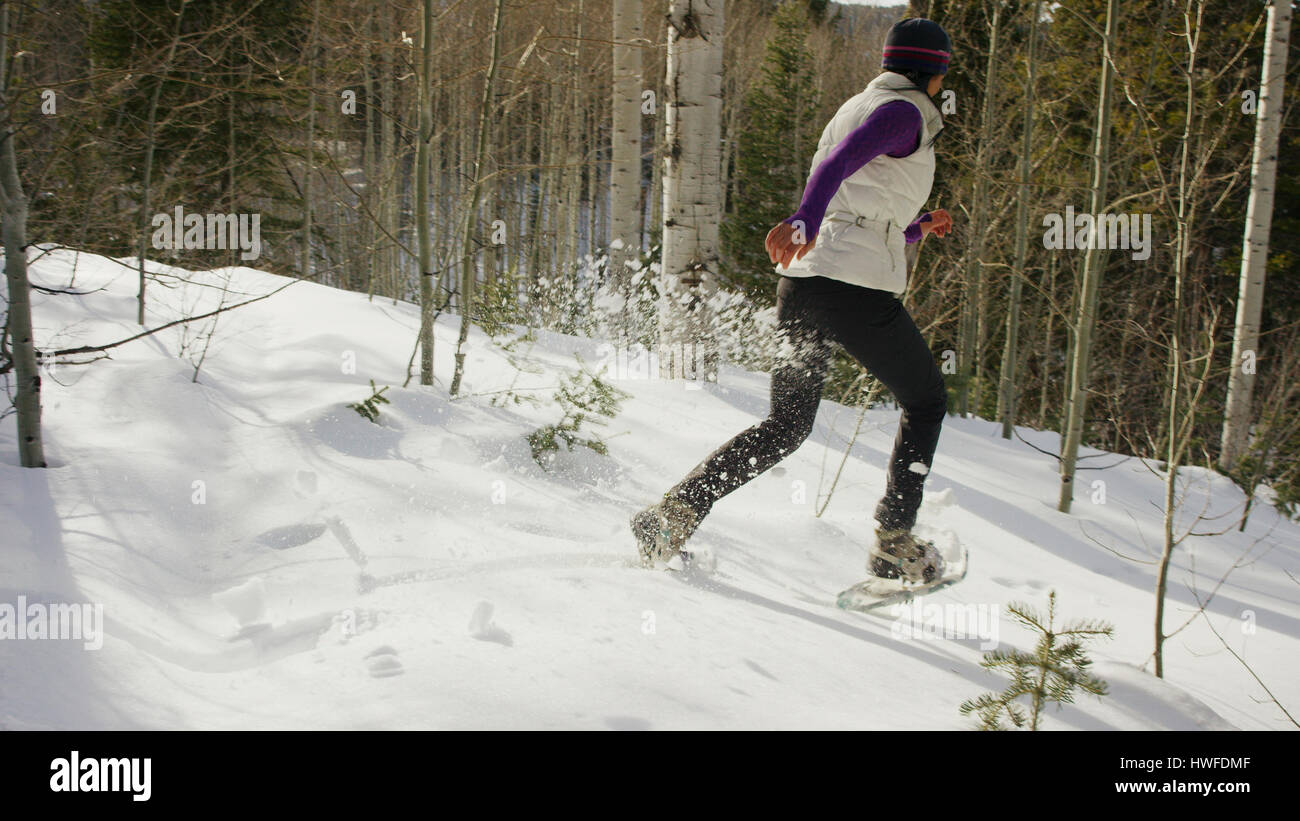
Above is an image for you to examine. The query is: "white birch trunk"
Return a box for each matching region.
[416,0,435,385]
[0,3,44,467]
[1219,0,1292,472]
[661,0,723,381]
[610,0,644,288]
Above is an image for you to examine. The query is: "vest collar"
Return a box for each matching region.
[867,71,944,144]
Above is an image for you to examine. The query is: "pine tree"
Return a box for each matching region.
[959,591,1113,730]
[722,1,819,303]
[88,0,306,269]
[348,380,390,423]
[529,356,629,468]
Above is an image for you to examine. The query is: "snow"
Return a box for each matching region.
[2,246,1297,730]
[211,578,267,629]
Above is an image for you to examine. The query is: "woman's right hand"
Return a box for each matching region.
[921,209,953,238]
[766,221,817,269]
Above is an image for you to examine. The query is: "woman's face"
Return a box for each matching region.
[927,74,944,97]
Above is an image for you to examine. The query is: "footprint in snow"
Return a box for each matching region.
[365,645,404,678]
[991,576,1048,592]
[213,577,268,629]
[256,522,327,550]
[468,602,513,646]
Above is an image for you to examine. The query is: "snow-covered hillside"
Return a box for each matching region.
[2,247,1296,730]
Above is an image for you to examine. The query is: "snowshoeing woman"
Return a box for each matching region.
[633,18,956,584]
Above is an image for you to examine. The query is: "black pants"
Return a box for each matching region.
[668,275,947,532]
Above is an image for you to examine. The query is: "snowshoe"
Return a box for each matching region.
[838,538,968,614]
[631,496,701,569]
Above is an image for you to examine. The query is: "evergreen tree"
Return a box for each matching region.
[960,591,1114,731]
[347,380,391,423]
[722,2,820,304]
[87,0,307,269]
[529,356,629,468]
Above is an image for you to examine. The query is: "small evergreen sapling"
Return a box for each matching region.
[959,591,1114,730]
[528,356,628,467]
[487,329,546,410]
[348,380,391,423]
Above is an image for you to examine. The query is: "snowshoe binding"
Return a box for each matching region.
[631,496,701,569]
[869,527,946,584]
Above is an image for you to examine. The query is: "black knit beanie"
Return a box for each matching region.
[881,18,952,75]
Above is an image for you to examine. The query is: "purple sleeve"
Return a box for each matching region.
[785,100,923,242]
[904,212,932,244]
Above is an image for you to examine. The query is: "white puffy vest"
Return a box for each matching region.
[781,72,943,295]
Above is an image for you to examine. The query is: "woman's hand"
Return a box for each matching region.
[765,221,817,269]
[921,209,953,239]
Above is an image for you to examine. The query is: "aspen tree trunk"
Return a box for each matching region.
[958,1,1000,417]
[380,13,396,301]
[522,116,535,282]
[588,90,600,264]
[562,2,584,273]
[302,0,320,281]
[492,191,503,290]
[416,0,435,385]
[0,2,43,467]
[337,199,349,289]
[1156,0,1204,679]
[1219,0,1292,472]
[431,78,444,299]
[1057,0,1119,513]
[449,0,505,397]
[1060,256,1081,436]
[1036,253,1058,428]
[548,80,565,273]
[649,13,666,254]
[136,0,188,325]
[721,84,740,218]
[610,0,644,288]
[661,0,723,382]
[997,0,1038,438]
[0,128,42,469]
[363,13,377,299]
[528,109,551,286]
[226,69,237,269]
[400,127,415,301]
[552,20,571,274]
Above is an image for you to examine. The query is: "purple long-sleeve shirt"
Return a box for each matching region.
[786,100,932,244]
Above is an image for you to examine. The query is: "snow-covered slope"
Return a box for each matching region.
[2,247,1295,730]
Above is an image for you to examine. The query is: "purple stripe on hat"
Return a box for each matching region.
[883,45,952,57]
